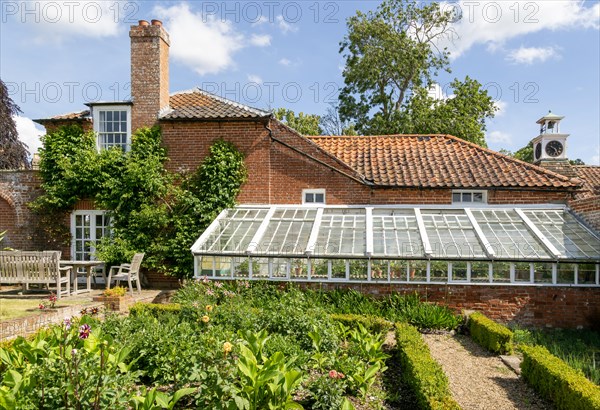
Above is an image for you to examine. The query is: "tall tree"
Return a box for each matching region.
[398,77,496,147]
[339,0,455,135]
[273,108,322,135]
[0,79,30,169]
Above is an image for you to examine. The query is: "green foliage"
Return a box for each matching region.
[273,108,322,135]
[513,327,600,385]
[0,79,29,169]
[32,123,246,278]
[103,286,128,297]
[397,77,497,146]
[329,313,393,333]
[468,312,513,354]
[129,302,182,317]
[316,290,461,331]
[394,323,461,410]
[520,344,600,410]
[338,1,497,146]
[0,316,140,409]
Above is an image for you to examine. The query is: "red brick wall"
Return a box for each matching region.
[488,189,570,204]
[130,22,170,131]
[0,171,48,250]
[569,196,600,231]
[297,282,600,329]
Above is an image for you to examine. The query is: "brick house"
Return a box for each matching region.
[2,20,600,327]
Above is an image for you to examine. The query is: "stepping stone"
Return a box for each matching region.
[500,355,522,375]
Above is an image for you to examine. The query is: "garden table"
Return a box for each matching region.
[60,260,105,295]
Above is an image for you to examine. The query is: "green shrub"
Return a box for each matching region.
[520,345,600,410]
[468,312,513,355]
[129,302,181,317]
[329,313,393,333]
[394,323,460,410]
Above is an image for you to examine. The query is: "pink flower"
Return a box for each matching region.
[328,370,338,379]
[214,282,223,288]
[38,304,46,310]
[63,319,72,330]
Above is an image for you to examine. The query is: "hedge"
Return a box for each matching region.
[468,312,513,354]
[330,313,393,333]
[520,345,600,410]
[129,302,182,317]
[395,323,461,410]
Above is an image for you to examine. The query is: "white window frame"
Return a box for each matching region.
[92,105,132,151]
[302,189,326,205]
[70,210,111,261]
[452,190,487,205]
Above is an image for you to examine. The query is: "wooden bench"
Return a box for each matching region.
[0,251,71,298]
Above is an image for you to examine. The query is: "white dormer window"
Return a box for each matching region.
[92,105,131,151]
[303,189,326,204]
[452,190,487,204]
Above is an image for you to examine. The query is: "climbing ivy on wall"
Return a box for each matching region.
[30,125,247,278]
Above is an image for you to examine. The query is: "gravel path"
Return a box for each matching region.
[423,333,552,410]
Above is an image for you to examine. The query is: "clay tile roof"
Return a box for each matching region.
[307,134,581,189]
[573,165,600,198]
[34,110,91,123]
[160,88,271,120]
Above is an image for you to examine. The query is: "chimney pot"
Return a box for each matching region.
[151,19,162,27]
[138,20,149,26]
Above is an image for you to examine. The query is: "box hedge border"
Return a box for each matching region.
[468,312,513,355]
[520,344,600,410]
[395,322,461,410]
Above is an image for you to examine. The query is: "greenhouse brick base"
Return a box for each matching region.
[295,282,600,329]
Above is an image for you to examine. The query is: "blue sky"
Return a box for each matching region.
[1,1,599,164]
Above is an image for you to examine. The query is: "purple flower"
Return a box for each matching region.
[79,324,91,339]
[206,289,214,296]
[63,319,72,330]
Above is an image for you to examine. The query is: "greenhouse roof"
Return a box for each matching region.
[191,205,600,263]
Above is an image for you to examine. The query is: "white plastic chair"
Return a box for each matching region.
[106,253,144,295]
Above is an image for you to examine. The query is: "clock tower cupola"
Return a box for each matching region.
[532,111,569,164]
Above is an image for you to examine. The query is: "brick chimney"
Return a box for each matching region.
[129,19,170,131]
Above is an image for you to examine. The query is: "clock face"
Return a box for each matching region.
[545,140,564,157]
[535,143,542,160]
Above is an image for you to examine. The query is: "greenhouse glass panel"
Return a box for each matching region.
[257,208,317,255]
[471,262,490,282]
[315,209,366,256]
[421,210,485,258]
[523,210,600,259]
[471,210,550,259]
[203,209,268,253]
[372,209,423,257]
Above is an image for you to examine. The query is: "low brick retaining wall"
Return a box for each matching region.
[296,282,600,329]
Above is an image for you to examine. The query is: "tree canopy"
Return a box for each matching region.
[0,79,30,169]
[273,108,322,135]
[338,0,496,146]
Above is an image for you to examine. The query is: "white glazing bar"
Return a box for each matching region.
[414,208,432,255]
[305,207,324,255]
[596,265,599,285]
[191,209,229,253]
[246,207,277,254]
[515,208,562,259]
[552,264,557,285]
[465,208,495,258]
[365,207,374,256]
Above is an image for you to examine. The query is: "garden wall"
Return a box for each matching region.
[295,282,600,329]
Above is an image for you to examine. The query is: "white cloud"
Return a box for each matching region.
[506,46,560,65]
[155,3,244,75]
[439,1,599,58]
[279,58,292,66]
[487,130,512,144]
[17,1,122,44]
[276,15,298,34]
[247,74,262,84]
[14,116,45,155]
[249,34,271,47]
[494,100,507,117]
